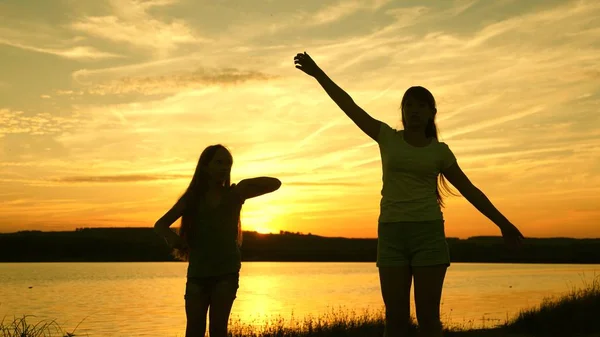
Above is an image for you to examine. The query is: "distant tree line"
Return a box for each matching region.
[1,227,599,263]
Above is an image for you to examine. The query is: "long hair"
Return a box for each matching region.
[400,86,458,207]
[171,144,243,261]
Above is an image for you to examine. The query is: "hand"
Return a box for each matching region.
[499,222,524,250]
[294,52,322,77]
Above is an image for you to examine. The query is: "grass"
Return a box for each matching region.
[3,275,599,337]
[0,315,84,337]
[499,274,600,337]
[228,308,392,337]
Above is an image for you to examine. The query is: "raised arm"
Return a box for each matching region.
[294,52,382,141]
[442,162,524,248]
[234,177,282,200]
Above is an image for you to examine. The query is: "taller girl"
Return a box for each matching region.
[294,52,524,337]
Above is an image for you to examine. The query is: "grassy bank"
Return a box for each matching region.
[3,276,599,337]
[0,315,81,337]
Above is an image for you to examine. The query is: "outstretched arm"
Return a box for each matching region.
[442,162,524,247]
[234,177,282,200]
[294,52,381,141]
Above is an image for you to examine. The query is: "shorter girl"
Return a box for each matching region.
[154,144,281,337]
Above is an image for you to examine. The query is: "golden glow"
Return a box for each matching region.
[254,227,275,235]
[234,269,285,327]
[241,201,280,235]
[1,0,599,238]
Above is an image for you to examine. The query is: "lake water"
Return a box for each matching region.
[1,262,599,337]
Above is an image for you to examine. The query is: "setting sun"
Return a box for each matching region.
[241,201,280,235]
[254,227,275,235]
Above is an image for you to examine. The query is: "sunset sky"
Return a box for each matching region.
[1,0,599,238]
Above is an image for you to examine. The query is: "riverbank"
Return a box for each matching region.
[229,275,599,336]
[2,276,599,336]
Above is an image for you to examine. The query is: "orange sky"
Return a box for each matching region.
[1,0,599,238]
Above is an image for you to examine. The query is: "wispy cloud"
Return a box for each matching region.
[0,109,81,136]
[0,194,171,232]
[70,0,205,57]
[212,0,395,43]
[72,67,280,95]
[311,0,391,25]
[0,37,120,60]
[55,173,188,183]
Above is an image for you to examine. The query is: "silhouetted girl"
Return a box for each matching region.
[294,52,524,337]
[154,144,281,337]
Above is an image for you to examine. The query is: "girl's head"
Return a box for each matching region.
[196,144,233,186]
[400,86,438,138]
[172,144,242,261]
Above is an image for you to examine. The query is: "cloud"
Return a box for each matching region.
[0,37,121,60]
[443,104,548,139]
[304,0,394,26]
[70,55,194,84]
[466,0,600,48]
[54,90,85,96]
[0,192,173,233]
[0,23,122,60]
[69,0,205,56]
[55,173,188,183]
[213,0,395,43]
[449,0,479,16]
[78,67,281,95]
[0,109,81,136]
[312,1,365,25]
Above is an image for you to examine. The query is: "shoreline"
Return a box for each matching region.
[2,276,599,337]
[4,229,600,264]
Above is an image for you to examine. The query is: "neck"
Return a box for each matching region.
[404,128,428,140]
[403,127,432,147]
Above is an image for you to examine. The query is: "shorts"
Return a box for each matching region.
[184,272,239,301]
[377,219,450,268]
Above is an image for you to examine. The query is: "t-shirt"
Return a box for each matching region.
[186,186,244,278]
[377,122,456,223]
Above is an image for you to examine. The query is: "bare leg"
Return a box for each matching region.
[208,274,239,337]
[379,266,413,337]
[413,265,447,337]
[185,284,210,337]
